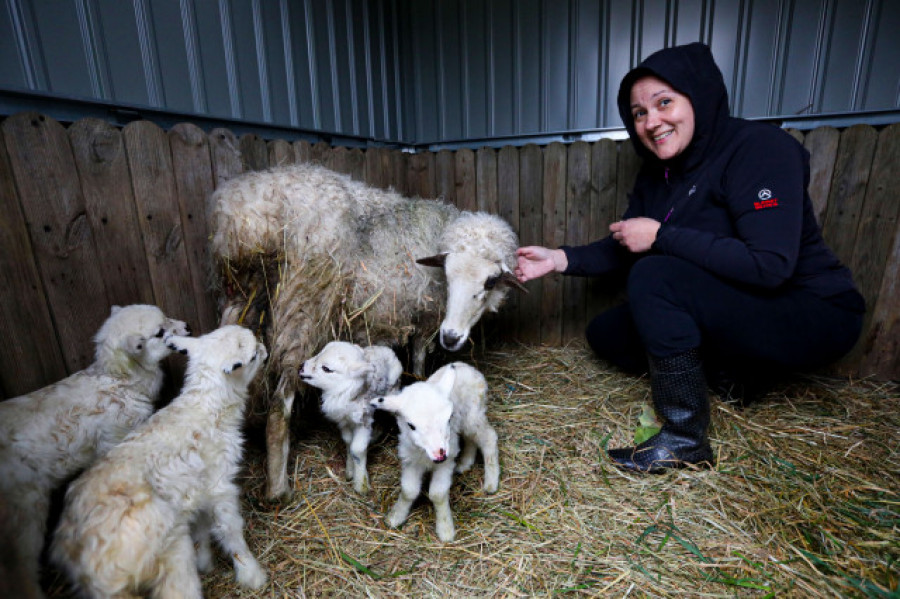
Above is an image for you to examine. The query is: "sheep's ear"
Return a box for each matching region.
[416,253,448,267]
[429,365,457,397]
[498,271,528,293]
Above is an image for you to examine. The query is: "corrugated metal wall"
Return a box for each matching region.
[1,0,898,146]
[401,0,900,146]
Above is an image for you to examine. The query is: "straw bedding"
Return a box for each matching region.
[45,342,898,597]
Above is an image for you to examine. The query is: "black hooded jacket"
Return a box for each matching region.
[562,43,862,306]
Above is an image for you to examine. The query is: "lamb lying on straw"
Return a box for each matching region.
[210,163,524,499]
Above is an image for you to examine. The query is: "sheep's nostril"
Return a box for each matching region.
[433,448,447,463]
[440,330,461,350]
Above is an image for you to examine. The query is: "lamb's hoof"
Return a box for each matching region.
[236,559,267,590]
[435,521,455,543]
[482,480,499,495]
[353,478,370,495]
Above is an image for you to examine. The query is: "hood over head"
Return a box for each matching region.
[617,42,730,172]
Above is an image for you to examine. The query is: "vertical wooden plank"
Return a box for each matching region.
[240,133,268,172]
[454,148,476,211]
[208,128,243,188]
[169,122,219,334]
[859,217,900,380]
[311,141,331,165]
[2,113,109,374]
[0,118,66,396]
[328,146,351,175]
[586,138,624,321]
[838,123,900,374]
[803,126,840,225]
[476,147,498,214]
[69,118,155,308]
[541,142,567,346]
[123,120,200,329]
[615,140,641,219]
[434,149,456,205]
[786,128,805,145]
[267,138,295,167]
[408,152,435,198]
[365,147,387,189]
[496,145,520,341]
[390,150,409,196]
[517,144,543,344]
[822,124,878,266]
[294,139,313,163]
[346,148,365,181]
[563,141,591,343]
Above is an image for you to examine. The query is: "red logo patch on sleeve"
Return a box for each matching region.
[754,188,778,210]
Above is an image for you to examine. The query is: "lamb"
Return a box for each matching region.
[370,362,499,542]
[50,325,268,599]
[0,304,190,598]
[299,341,403,494]
[210,162,525,499]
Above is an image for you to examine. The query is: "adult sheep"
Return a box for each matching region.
[210,163,525,499]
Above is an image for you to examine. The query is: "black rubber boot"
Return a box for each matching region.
[607,348,715,473]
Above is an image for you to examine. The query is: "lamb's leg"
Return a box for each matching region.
[265,374,295,500]
[456,436,478,473]
[190,510,214,573]
[11,498,47,599]
[211,488,267,590]
[152,531,203,599]
[474,423,500,494]
[428,462,456,542]
[387,463,424,529]
[338,424,356,481]
[349,424,373,494]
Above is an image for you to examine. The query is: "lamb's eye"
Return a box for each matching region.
[322,366,333,373]
[407,422,416,431]
[155,328,165,338]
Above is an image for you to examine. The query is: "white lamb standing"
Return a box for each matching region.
[370,362,499,542]
[50,325,268,599]
[0,304,189,598]
[299,341,403,494]
[210,163,525,499]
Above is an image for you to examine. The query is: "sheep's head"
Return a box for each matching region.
[168,325,267,386]
[299,341,373,395]
[96,304,192,374]
[370,366,457,463]
[417,252,527,352]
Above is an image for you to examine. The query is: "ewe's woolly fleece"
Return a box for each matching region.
[210,164,518,387]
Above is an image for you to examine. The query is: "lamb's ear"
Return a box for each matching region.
[416,253,448,267]
[370,394,401,413]
[429,365,457,397]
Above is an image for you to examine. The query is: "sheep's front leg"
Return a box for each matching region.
[349,424,373,494]
[153,530,203,599]
[190,510,214,573]
[338,424,356,481]
[211,487,267,590]
[428,461,456,542]
[388,462,424,529]
[265,375,295,500]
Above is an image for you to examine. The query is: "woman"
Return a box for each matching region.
[515,43,864,473]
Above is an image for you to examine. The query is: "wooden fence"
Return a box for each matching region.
[1,111,897,399]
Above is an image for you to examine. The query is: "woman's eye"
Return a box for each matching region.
[659,98,671,108]
[633,109,646,120]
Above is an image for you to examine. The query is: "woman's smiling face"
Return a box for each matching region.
[629,75,695,161]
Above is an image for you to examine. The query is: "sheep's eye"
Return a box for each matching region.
[322,366,333,373]
[407,422,416,431]
[155,328,165,338]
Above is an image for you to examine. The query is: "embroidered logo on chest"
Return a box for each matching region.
[754,188,779,210]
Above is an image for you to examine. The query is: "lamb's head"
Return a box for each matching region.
[417,252,526,352]
[362,345,404,396]
[168,325,267,387]
[95,304,191,374]
[370,365,457,463]
[299,341,373,395]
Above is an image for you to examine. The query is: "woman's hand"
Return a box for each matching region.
[515,246,568,282]
[610,217,662,253]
